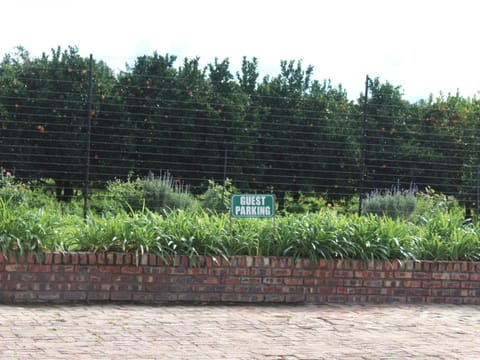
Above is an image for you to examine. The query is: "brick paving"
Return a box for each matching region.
[0,304,479,359]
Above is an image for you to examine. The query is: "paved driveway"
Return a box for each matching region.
[0,304,479,359]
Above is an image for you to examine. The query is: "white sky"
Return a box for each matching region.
[1,0,479,101]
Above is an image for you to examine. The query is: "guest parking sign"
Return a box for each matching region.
[231,194,275,218]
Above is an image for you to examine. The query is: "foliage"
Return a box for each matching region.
[282,192,328,213]
[1,179,480,263]
[200,178,236,213]
[104,172,198,213]
[0,46,117,202]
[362,185,417,219]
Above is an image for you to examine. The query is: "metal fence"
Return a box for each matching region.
[1,58,479,215]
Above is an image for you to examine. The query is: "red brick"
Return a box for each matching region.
[263,277,284,285]
[29,265,51,273]
[304,278,324,286]
[254,256,269,267]
[337,287,357,295]
[450,273,469,281]
[406,288,430,296]
[422,280,442,288]
[432,273,450,280]
[202,277,220,285]
[208,267,227,276]
[5,264,27,272]
[121,266,143,274]
[394,271,413,279]
[334,270,354,278]
[272,268,292,276]
[250,267,271,276]
[325,279,343,287]
[470,273,480,281]
[316,258,329,269]
[264,294,285,302]
[96,253,106,265]
[293,269,313,277]
[166,267,186,275]
[79,253,89,265]
[284,278,303,285]
[377,271,394,279]
[106,253,115,265]
[442,281,460,288]
[364,280,383,287]
[115,253,124,265]
[344,279,363,287]
[62,253,72,265]
[229,268,250,276]
[87,292,111,301]
[240,277,261,285]
[44,253,54,264]
[300,258,312,268]
[354,271,373,278]
[413,272,432,280]
[63,291,87,301]
[176,256,189,267]
[461,282,480,289]
[187,267,208,275]
[314,270,333,278]
[98,265,121,273]
[88,253,97,265]
[285,294,305,302]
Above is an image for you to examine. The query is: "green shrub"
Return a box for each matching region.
[410,186,459,223]
[104,172,198,213]
[143,172,198,212]
[200,178,236,213]
[0,171,28,204]
[362,185,417,219]
[282,192,328,213]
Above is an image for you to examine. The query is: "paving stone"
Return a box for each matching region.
[0,304,479,359]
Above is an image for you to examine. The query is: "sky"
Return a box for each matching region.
[1,0,479,102]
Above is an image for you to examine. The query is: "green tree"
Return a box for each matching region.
[361,78,413,191]
[0,46,116,201]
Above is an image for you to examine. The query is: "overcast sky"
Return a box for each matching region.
[1,0,479,101]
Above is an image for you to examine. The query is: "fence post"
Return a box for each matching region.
[221,147,228,211]
[358,75,369,216]
[83,54,94,220]
[477,164,480,219]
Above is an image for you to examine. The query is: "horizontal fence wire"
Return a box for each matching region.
[1,53,480,212]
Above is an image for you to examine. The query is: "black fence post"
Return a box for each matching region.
[358,75,369,216]
[83,54,94,220]
[221,147,228,211]
[477,164,480,219]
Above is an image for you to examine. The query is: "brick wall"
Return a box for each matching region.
[0,252,479,304]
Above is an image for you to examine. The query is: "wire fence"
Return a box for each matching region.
[1,56,480,215]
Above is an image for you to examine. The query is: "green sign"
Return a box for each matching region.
[231,194,275,218]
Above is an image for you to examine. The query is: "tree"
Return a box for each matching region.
[0,46,116,201]
[360,78,413,192]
